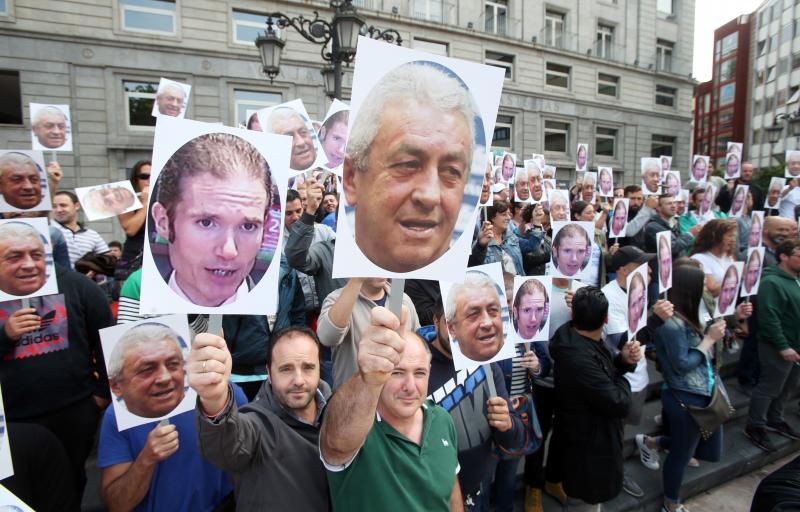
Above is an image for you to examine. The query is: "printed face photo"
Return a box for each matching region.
[742,248,763,296]
[0,152,47,212]
[641,158,662,195]
[627,271,647,336]
[717,264,740,316]
[149,132,275,308]
[611,199,628,238]
[658,233,672,292]
[725,152,740,179]
[77,181,143,221]
[447,270,505,362]
[581,172,596,202]
[514,168,530,202]
[500,153,516,182]
[480,158,492,205]
[152,79,190,118]
[728,142,742,155]
[259,100,321,172]
[748,212,763,248]
[729,185,747,218]
[664,171,681,198]
[660,156,671,172]
[0,217,56,301]
[598,167,613,197]
[525,160,543,202]
[30,104,72,151]
[543,165,555,180]
[765,177,785,209]
[576,143,588,171]
[512,277,550,341]
[102,316,196,430]
[548,189,569,221]
[692,155,709,182]
[342,59,486,274]
[786,151,800,178]
[551,222,592,278]
[318,104,349,169]
[700,184,716,216]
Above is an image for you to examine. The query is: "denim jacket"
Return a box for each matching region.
[481,227,542,275]
[654,315,714,397]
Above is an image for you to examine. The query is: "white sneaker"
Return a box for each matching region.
[636,434,660,470]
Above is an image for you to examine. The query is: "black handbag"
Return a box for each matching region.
[671,378,734,440]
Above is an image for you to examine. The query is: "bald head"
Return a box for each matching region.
[764,216,798,248]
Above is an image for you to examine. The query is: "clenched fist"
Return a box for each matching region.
[4,308,40,340]
[140,424,179,466]
[188,333,232,415]
[357,306,408,387]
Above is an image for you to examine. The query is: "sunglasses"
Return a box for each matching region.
[136,173,151,180]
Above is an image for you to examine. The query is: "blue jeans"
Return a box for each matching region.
[493,457,521,512]
[657,389,723,502]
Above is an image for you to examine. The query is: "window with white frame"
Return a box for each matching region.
[544,10,565,48]
[124,80,158,130]
[655,85,677,107]
[413,0,443,23]
[597,73,619,97]
[232,10,281,46]
[595,127,617,157]
[484,0,507,36]
[545,62,570,89]
[544,120,570,153]
[656,40,674,72]
[657,0,673,15]
[650,134,675,157]
[413,38,448,56]
[492,115,513,148]
[596,24,614,59]
[120,0,177,35]
[486,51,514,80]
[234,89,282,127]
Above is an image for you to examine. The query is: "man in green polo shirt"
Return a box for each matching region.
[320,306,462,511]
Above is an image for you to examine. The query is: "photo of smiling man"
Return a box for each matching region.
[550,221,593,279]
[151,78,191,119]
[691,155,710,183]
[0,151,50,213]
[640,157,662,196]
[29,103,72,152]
[76,180,143,221]
[336,38,504,279]
[513,168,530,202]
[785,150,800,179]
[511,276,551,342]
[0,217,57,301]
[101,316,195,430]
[525,159,544,202]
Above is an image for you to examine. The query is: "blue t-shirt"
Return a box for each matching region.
[97,385,248,512]
[321,211,337,231]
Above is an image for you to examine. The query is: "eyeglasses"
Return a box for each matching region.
[136,173,151,180]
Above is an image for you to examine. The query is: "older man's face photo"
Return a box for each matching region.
[86,187,136,217]
[787,152,800,177]
[156,86,186,117]
[32,111,67,149]
[269,110,317,171]
[528,165,543,201]
[0,230,47,297]
[449,283,504,362]
[110,337,185,418]
[642,161,661,194]
[152,168,267,307]
[0,159,43,211]
[344,97,471,273]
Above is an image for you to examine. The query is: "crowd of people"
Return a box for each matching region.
[1,110,799,512]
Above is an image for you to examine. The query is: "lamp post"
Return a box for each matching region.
[255,1,403,100]
[765,105,800,167]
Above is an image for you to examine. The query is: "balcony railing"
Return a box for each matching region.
[408,0,457,25]
[537,28,579,53]
[591,40,626,63]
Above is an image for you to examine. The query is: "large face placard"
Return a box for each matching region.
[75,180,143,221]
[0,217,57,302]
[549,221,594,280]
[334,36,504,280]
[140,117,290,315]
[640,158,662,196]
[257,99,326,173]
[510,276,551,343]
[657,230,672,293]
[609,198,629,239]
[626,262,649,340]
[0,151,51,213]
[317,99,350,172]
[715,261,743,317]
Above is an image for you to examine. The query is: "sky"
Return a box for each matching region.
[693,0,766,82]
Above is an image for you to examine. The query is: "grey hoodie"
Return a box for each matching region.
[196,380,331,511]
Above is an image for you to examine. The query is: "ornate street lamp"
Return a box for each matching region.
[255,0,402,99]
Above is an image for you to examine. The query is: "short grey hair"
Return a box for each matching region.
[348,61,478,174]
[0,153,38,180]
[157,83,186,101]
[0,222,42,248]
[108,323,183,381]
[264,107,305,134]
[32,106,66,127]
[446,270,498,325]
[514,169,529,184]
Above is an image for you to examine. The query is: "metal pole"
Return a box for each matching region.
[334,59,342,100]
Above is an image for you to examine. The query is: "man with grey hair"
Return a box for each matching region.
[446,270,505,362]
[31,106,68,149]
[343,61,479,273]
[0,153,44,210]
[0,221,47,297]
[155,83,186,117]
[263,107,317,171]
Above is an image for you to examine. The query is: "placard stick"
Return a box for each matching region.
[482,206,488,223]
[207,314,223,336]
[483,363,497,398]
[158,418,170,427]
[387,278,406,325]
[21,298,30,309]
[51,151,58,164]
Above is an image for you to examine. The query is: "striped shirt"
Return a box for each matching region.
[56,222,109,268]
[509,343,532,397]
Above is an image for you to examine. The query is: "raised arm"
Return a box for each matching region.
[118,188,149,237]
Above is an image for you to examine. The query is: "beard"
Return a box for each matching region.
[628,205,641,220]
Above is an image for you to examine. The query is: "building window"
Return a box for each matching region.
[544,10,565,48]
[768,34,777,52]
[0,0,7,15]
[777,56,789,75]
[595,127,617,157]
[493,115,513,148]
[766,65,776,82]
[792,52,800,70]
[486,51,514,79]
[657,0,673,15]
[656,40,674,72]
[124,80,158,130]
[0,70,22,125]
[655,85,677,107]
[720,58,736,81]
[545,62,571,89]
[651,134,675,157]
[484,0,507,36]
[544,120,570,153]
[718,83,736,107]
[414,38,448,56]
[779,23,793,45]
[120,0,177,35]
[413,0,443,23]
[597,73,619,97]
[234,89,281,127]
[718,109,734,131]
[703,94,710,112]
[757,39,766,56]
[232,11,280,46]
[596,24,614,59]
[720,33,738,56]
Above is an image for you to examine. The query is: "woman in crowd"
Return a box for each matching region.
[114,160,151,290]
[636,264,727,512]
[689,219,738,296]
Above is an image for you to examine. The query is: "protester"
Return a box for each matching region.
[620,185,658,246]
[571,200,617,286]
[191,327,331,509]
[716,161,763,212]
[52,190,110,267]
[778,179,800,219]
[636,264,727,512]
[116,160,151,274]
[471,200,542,275]
[690,219,738,296]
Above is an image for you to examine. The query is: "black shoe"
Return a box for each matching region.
[766,421,800,441]
[745,425,777,452]
[622,475,644,498]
